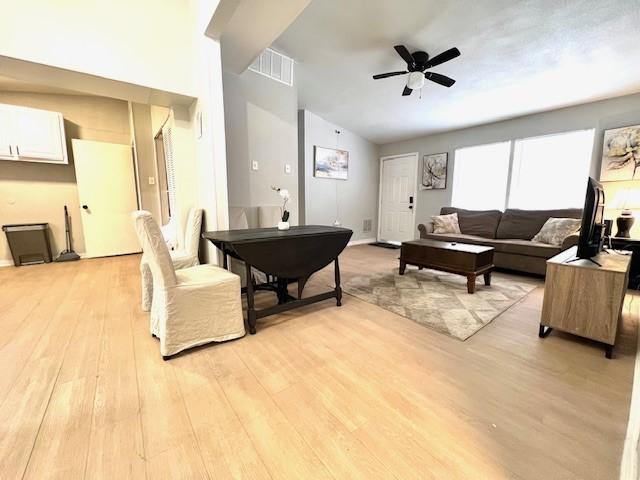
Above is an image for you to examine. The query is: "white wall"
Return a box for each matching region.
[299,110,379,242]
[223,68,299,225]
[379,92,640,234]
[0,93,130,264]
[0,0,198,98]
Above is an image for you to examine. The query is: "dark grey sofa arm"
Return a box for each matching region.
[417,222,433,238]
[561,233,580,250]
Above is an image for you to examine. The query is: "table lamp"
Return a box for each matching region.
[610,187,640,238]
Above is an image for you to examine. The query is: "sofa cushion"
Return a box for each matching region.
[496,208,582,240]
[491,238,561,258]
[422,233,561,259]
[440,207,502,238]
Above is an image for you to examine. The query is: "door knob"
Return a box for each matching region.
[82,205,89,210]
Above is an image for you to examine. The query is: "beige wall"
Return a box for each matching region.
[0,92,130,264]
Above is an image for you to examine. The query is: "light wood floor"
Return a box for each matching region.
[0,245,637,479]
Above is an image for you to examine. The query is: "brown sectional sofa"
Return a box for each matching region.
[417,207,582,275]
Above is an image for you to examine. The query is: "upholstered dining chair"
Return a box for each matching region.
[258,205,283,228]
[228,207,266,287]
[139,207,203,311]
[132,210,244,359]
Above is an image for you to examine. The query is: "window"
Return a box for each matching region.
[451,129,595,212]
[509,129,595,209]
[451,142,511,210]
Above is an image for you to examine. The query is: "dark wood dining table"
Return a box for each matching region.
[203,225,353,334]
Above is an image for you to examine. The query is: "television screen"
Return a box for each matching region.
[576,177,606,259]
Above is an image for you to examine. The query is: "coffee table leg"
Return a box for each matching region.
[484,272,492,286]
[399,260,406,275]
[467,274,476,294]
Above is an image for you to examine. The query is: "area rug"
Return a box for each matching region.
[341,269,537,340]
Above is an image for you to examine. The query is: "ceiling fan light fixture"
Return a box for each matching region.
[407,71,425,90]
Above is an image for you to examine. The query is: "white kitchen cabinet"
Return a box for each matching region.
[0,106,14,157]
[0,103,68,164]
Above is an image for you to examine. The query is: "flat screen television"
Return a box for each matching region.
[576,177,606,260]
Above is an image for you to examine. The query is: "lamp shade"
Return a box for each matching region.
[407,72,425,90]
[610,188,640,210]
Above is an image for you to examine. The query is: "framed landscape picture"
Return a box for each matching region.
[421,152,448,190]
[314,146,349,180]
[600,125,640,181]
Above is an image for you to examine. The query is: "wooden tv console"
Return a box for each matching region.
[539,246,631,358]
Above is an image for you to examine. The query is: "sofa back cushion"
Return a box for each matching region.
[496,208,583,240]
[440,207,503,238]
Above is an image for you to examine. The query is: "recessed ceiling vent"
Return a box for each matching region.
[249,48,294,87]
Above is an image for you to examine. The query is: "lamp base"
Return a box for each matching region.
[616,215,635,238]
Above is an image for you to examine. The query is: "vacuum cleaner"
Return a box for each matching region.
[55,205,80,262]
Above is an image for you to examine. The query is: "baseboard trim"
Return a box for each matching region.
[347,238,377,247]
[621,301,640,480]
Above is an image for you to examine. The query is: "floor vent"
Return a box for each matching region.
[249,48,294,86]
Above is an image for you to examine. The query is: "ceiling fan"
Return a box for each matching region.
[373,45,461,96]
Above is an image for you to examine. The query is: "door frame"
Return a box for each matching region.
[377,152,420,244]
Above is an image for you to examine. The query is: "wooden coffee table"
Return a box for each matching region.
[399,239,495,294]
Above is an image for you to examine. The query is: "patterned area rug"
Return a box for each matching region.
[341,269,537,340]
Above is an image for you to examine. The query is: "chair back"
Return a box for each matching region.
[132,210,177,288]
[183,208,203,257]
[258,205,282,228]
[229,207,249,230]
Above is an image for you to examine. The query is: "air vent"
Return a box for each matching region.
[249,48,294,86]
[363,219,373,233]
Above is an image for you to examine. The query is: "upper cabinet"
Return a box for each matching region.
[0,104,68,164]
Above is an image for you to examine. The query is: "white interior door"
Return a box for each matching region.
[378,153,418,244]
[72,139,141,258]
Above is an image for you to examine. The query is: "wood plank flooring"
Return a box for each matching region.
[0,245,637,479]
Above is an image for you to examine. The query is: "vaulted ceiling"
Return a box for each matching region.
[276,0,640,144]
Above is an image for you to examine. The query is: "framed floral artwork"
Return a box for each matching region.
[421,152,448,190]
[600,125,640,181]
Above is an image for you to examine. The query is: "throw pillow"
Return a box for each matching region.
[431,213,462,234]
[532,218,581,246]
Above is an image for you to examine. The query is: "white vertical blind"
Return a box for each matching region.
[451,142,511,210]
[162,125,177,218]
[508,129,595,209]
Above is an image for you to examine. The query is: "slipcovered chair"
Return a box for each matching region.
[258,205,283,228]
[139,208,202,311]
[132,210,245,358]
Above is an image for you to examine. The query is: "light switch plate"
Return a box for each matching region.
[252,161,259,171]
[284,164,291,174]
[148,176,155,185]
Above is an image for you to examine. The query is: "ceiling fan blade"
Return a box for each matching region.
[425,71,456,87]
[402,86,413,96]
[394,45,415,65]
[425,47,460,68]
[372,71,408,80]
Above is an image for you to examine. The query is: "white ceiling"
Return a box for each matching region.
[276,0,640,145]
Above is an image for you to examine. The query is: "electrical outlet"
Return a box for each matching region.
[148,176,155,185]
[284,164,291,174]
[252,161,259,171]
